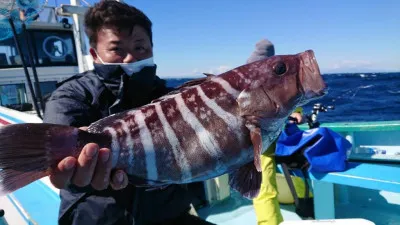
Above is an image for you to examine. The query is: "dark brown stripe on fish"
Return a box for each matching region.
[200,79,240,115]
[181,87,244,162]
[106,113,148,180]
[160,96,217,180]
[141,104,185,182]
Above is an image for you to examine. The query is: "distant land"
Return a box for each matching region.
[321,68,400,74]
[323,71,400,75]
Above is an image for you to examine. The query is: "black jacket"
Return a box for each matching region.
[43,66,194,225]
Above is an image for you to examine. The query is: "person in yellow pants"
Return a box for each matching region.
[253,141,283,225]
[247,39,305,225]
[252,108,303,225]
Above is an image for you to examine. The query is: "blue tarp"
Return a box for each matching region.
[275,123,352,173]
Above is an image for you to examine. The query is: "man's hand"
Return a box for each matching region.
[49,127,128,191]
[289,112,304,124]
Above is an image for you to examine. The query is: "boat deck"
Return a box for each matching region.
[3,178,400,225]
[197,192,301,224]
[2,108,400,225]
[198,187,400,225]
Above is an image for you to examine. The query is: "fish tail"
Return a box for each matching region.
[0,123,110,195]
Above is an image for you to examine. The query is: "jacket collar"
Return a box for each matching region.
[91,64,164,114]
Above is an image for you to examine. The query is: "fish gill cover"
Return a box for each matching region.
[0,0,48,41]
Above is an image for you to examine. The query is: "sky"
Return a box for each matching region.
[53,0,400,78]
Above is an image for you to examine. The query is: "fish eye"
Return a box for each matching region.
[274,62,287,76]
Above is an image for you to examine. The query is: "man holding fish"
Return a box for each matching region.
[43,1,211,224]
[0,1,326,225]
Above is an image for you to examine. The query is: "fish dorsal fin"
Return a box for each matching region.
[176,76,212,89]
[151,76,212,103]
[229,161,262,199]
[203,73,216,77]
[176,72,215,90]
[151,91,180,103]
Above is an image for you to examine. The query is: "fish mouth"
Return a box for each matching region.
[299,50,327,102]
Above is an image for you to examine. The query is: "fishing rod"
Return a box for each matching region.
[22,22,46,112]
[8,17,43,118]
[288,103,335,129]
[305,103,335,129]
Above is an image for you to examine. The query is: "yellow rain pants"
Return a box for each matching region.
[252,142,283,225]
[253,107,304,224]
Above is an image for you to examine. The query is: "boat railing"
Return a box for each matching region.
[277,120,400,219]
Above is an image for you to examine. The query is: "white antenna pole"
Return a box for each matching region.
[70,0,88,73]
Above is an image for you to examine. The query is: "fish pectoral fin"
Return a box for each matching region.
[229,162,262,199]
[249,125,263,172]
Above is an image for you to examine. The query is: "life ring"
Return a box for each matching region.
[42,36,69,60]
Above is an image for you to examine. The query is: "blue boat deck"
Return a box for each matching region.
[0,218,7,225]
[197,186,400,225]
[197,192,301,224]
[5,185,399,225]
[2,108,400,225]
[4,161,400,225]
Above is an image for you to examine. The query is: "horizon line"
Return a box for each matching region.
[160,70,400,79]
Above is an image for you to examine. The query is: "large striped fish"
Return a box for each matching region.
[0,50,326,198]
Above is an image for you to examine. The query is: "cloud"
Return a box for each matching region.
[321,60,400,73]
[329,60,373,70]
[192,68,200,74]
[184,65,232,77]
[206,65,232,75]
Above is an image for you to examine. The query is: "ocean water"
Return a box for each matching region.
[165,72,400,123]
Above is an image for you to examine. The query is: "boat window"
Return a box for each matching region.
[0,30,78,68]
[0,34,29,68]
[31,30,78,66]
[36,81,58,97]
[0,83,27,106]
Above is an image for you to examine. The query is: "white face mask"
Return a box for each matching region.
[94,50,155,76]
